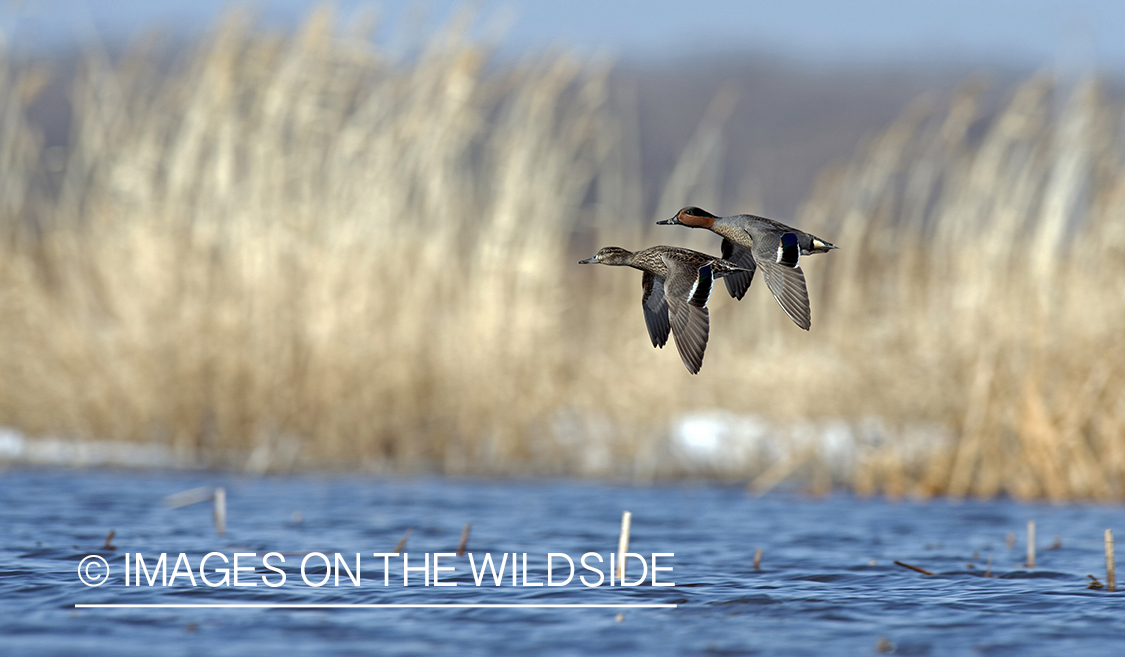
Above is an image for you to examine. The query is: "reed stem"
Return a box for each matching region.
[457,523,471,557]
[617,511,631,581]
[1106,529,1115,592]
[893,560,934,576]
[393,529,413,554]
[213,487,226,536]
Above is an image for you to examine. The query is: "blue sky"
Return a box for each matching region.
[3,0,1122,72]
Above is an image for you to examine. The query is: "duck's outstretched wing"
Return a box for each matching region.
[641,271,671,348]
[720,238,757,300]
[661,256,713,374]
[753,232,811,330]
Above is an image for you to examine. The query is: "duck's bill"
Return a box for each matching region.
[578,256,598,264]
[655,217,679,225]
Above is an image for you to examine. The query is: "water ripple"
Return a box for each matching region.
[1,469,1124,656]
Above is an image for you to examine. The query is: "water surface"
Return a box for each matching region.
[1,469,1122,655]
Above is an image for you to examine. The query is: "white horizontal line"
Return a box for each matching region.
[75,603,676,609]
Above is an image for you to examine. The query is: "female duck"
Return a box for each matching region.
[657,207,837,330]
[579,245,749,374]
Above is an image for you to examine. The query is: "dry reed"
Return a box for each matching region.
[794,74,1125,501]
[457,523,471,557]
[1,8,1124,500]
[213,487,226,535]
[893,560,933,576]
[1106,529,1115,592]
[393,528,413,554]
[616,511,631,581]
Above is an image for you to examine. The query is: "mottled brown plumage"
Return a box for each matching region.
[579,245,749,374]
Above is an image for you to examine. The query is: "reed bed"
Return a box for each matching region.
[1,9,1124,499]
[794,76,1125,500]
[0,9,623,471]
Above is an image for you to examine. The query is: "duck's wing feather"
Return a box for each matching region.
[720,238,757,300]
[641,271,671,348]
[753,232,811,330]
[661,256,713,374]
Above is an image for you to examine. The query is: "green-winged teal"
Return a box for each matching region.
[657,206,837,330]
[579,245,750,374]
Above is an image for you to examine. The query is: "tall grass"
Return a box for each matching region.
[1,10,1124,499]
[795,77,1125,500]
[0,9,620,471]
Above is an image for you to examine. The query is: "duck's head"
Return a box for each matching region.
[657,206,717,229]
[579,246,633,266]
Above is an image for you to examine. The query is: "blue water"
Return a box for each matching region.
[2,468,1123,656]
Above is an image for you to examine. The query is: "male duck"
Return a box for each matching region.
[657,207,837,330]
[580,245,750,374]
